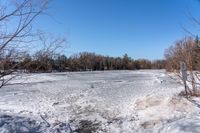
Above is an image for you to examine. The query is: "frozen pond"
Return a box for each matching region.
[0,70,193,132]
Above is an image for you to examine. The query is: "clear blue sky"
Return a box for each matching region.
[34,0,200,60]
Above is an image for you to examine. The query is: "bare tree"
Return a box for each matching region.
[0,0,48,88]
[165,37,200,96]
[29,33,66,72]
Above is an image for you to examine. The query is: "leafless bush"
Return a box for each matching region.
[165,37,200,96]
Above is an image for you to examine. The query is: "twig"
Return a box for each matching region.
[40,114,51,127]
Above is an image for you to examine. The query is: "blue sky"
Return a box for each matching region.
[34,0,200,60]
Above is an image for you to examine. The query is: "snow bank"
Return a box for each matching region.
[160,115,200,133]
[134,94,200,132]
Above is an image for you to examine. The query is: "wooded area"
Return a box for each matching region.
[1,52,165,73]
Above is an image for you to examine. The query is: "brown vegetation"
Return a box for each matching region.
[14,52,165,72]
[165,36,200,95]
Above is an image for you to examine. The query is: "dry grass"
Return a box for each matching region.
[179,90,200,97]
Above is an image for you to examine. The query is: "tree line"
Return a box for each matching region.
[0,52,165,73]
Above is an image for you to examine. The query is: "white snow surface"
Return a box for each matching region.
[0,70,200,133]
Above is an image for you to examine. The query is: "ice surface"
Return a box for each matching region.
[0,70,199,132]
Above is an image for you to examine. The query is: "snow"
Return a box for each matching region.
[0,70,200,132]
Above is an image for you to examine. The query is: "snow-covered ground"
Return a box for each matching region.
[0,70,200,132]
